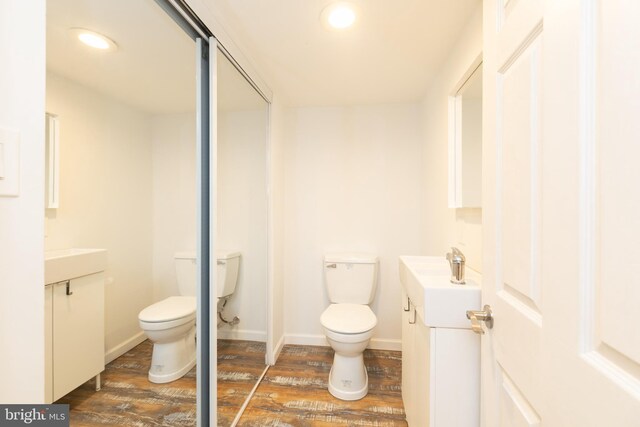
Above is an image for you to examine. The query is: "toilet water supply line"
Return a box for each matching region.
[218,297,240,326]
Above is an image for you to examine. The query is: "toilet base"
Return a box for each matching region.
[327,352,369,400]
[148,326,196,384]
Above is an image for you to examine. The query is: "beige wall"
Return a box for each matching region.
[421,5,483,272]
[45,73,155,359]
[217,108,268,341]
[151,113,197,303]
[283,103,426,349]
[0,0,46,403]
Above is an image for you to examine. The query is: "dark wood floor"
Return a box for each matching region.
[58,340,197,426]
[60,341,406,426]
[216,339,267,426]
[238,345,407,427]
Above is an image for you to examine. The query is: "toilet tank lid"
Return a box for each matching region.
[217,250,241,260]
[324,253,378,264]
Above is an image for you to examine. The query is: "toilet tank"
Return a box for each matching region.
[324,253,378,304]
[217,250,241,298]
[175,252,197,296]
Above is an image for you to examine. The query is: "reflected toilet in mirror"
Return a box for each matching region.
[138,253,197,384]
[216,250,241,326]
[45,0,199,422]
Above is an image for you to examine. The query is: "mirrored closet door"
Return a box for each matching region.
[215,48,269,425]
[45,0,208,424]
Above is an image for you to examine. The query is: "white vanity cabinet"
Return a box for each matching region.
[399,255,481,427]
[44,248,106,403]
[401,289,480,426]
[401,291,431,427]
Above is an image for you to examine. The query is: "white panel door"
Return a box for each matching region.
[482,0,640,425]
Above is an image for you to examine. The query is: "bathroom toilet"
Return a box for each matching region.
[139,252,197,383]
[138,251,240,383]
[320,253,378,400]
[216,251,241,326]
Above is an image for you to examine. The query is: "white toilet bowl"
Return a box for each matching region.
[139,296,196,383]
[321,303,377,400]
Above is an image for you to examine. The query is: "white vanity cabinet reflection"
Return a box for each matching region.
[45,273,105,403]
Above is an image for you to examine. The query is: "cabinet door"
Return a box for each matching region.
[45,285,53,403]
[401,291,415,425]
[414,320,432,427]
[53,273,105,401]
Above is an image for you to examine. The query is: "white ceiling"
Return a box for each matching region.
[47,0,480,111]
[47,0,196,114]
[47,0,266,114]
[212,0,481,106]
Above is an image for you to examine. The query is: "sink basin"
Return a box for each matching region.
[45,248,107,284]
[399,255,481,328]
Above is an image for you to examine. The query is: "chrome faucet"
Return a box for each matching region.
[446,247,466,284]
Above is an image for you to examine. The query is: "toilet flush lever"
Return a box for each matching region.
[466,305,493,335]
[326,263,337,268]
[65,281,73,296]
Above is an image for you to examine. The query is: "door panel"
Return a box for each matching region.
[595,1,640,372]
[498,369,540,427]
[499,34,542,311]
[484,0,544,423]
[484,0,640,425]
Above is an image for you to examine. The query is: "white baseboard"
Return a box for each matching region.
[268,334,285,365]
[284,333,401,352]
[284,333,328,347]
[217,328,267,342]
[370,338,402,351]
[105,331,147,364]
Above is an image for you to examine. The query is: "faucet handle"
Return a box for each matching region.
[449,247,465,262]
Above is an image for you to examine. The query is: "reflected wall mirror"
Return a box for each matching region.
[44,0,271,424]
[45,0,207,423]
[215,48,270,425]
[449,58,483,208]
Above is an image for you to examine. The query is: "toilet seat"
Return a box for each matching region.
[320,303,377,334]
[139,296,196,331]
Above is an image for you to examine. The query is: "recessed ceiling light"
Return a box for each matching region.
[69,28,117,51]
[322,2,357,30]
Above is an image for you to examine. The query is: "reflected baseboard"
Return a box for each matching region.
[105,331,147,364]
[217,328,267,342]
[284,333,401,351]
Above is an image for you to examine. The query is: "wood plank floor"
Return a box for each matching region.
[58,340,197,427]
[59,341,406,426]
[217,339,267,426]
[238,345,407,427]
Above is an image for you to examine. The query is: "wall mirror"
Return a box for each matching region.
[449,59,483,208]
[45,0,206,423]
[216,48,269,425]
